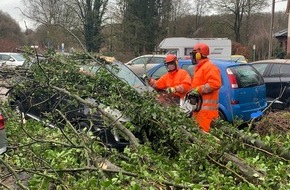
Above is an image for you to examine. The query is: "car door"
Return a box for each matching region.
[265,63,290,103]
[252,62,274,97]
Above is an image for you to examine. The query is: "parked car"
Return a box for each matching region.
[8,57,153,150]
[145,59,267,123]
[0,113,7,154]
[0,52,26,68]
[125,54,166,77]
[230,55,247,63]
[251,59,290,110]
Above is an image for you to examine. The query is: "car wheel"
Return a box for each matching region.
[218,110,226,121]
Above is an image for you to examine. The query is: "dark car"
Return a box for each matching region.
[8,56,153,150]
[145,59,267,123]
[251,59,290,110]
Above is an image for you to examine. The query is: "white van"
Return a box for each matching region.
[0,52,26,68]
[158,37,232,60]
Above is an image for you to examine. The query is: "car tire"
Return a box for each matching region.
[218,110,226,121]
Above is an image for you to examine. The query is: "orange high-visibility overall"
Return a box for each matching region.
[191,59,221,132]
[151,68,192,99]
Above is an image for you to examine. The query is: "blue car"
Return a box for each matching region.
[145,59,267,123]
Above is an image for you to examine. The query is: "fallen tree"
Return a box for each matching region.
[0,52,289,189]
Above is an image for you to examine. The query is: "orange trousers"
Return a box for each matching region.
[192,110,218,132]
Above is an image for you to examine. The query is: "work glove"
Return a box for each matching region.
[148,78,155,87]
[189,88,199,95]
[166,87,176,94]
[141,73,148,81]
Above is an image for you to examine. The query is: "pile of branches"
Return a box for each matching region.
[254,111,290,135]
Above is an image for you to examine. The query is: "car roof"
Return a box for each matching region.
[230,55,247,63]
[146,59,249,76]
[178,59,244,69]
[0,52,21,54]
[141,54,166,57]
[125,54,166,64]
[129,54,166,58]
[251,59,290,64]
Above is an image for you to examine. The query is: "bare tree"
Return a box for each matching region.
[164,0,212,37]
[22,0,109,53]
[22,0,78,27]
[210,0,268,43]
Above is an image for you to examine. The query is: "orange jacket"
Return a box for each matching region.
[191,58,221,132]
[151,68,192,99]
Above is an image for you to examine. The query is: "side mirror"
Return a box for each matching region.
[8,58,15,62]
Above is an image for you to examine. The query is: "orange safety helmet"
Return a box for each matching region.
[165,54,177,64]
[193,43,210,60]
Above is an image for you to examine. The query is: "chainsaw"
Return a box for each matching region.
[141,74,202,117]
[180,91,203,117]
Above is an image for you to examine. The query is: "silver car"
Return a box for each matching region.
[125,54,166,77]
[0,113,7,154]
[0,52,26,68]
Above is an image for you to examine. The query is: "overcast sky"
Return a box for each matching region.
[0,0,35,31]
[0,0,288,31]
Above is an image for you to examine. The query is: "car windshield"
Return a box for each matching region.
[12,54,25,61]
[81,61,152,93]
[230,65,264,88]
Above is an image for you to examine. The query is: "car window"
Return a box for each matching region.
[12,54,25,61]
[151,65,167,79]
[82,62,146,89]
[109,63,146,87]
[230,65,264,88]
[280,64,290,77]
[0,54,10,61]
[252,63,269,76]
[132,57,148,65]
[151,57,165,64]
[181,64,194,77]
[269,64,283,77]
[270,64,290,77]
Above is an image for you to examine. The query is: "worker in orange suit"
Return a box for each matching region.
[148,54,192,105]
[189,43,222,133]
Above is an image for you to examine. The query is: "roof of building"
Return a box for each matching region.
[274,29,287,37]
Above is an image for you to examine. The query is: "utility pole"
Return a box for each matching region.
[268,0,275,59]
[287,0,290,57]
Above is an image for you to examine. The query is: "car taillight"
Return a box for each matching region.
[226,68,238,89]
[0,115,5,130]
